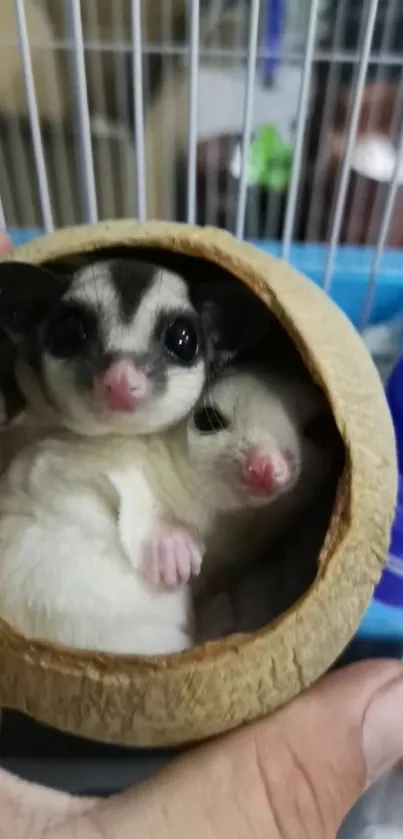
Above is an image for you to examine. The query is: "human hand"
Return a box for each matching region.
[2,659,403,839]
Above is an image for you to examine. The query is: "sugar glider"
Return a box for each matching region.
[0,257,273,450]
[0,365,326,655]
[0,258,212,437]
[195,444,342,643]
[190,365,335,594]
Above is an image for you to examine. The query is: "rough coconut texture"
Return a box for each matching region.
[0,220,396,747]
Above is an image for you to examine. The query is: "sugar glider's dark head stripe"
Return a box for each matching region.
[99,259,162,325]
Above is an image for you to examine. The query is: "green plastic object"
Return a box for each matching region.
[248,125,293,191]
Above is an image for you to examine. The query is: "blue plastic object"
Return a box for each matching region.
[262,0,285,85]
[251,240,403,328]
[8,227,43,247]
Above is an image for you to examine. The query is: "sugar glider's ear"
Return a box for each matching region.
[0,261,67,342]
[286,376,328,429]
[191,279,277,371]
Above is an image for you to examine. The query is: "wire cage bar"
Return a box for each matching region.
[131,0,146,220]
[186,0,200,224]
[235,0,260,239]
[1,0,403,343]
[281,0,320,262]
[67,0,98,224]
[14,0,54,233]
[322,0,380,294]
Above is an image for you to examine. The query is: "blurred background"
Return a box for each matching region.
[0,0,400,237]
[3,0,403,337]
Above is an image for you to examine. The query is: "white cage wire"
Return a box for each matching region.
[1,0,403,346]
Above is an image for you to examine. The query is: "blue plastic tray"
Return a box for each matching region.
[250,240,403,328]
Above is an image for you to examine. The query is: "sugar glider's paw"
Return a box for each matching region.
[142,525,204,588]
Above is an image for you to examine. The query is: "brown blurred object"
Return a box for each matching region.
[319,83,403,247]
[144,2,253,220]
[0,0,243,226]
[42,0,191,124]
[174,132,286,237]
[0,115,138,227]
[0,0,68,121]
[299,0,403,245]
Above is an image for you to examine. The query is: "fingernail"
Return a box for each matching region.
[363,675,403,783]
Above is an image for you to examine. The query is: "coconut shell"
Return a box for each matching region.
[0,220,396,747]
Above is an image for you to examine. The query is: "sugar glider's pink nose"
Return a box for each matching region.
[99,359,151,412]
[242,446,291,494]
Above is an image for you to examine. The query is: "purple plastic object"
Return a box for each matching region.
[262,0,284,85]
[386,354,403,474]
[373,358,403,608]
[374,474,403,607]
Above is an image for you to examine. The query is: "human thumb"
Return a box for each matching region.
[93,660,403,839]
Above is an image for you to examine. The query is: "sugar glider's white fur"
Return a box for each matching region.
[190,366,333,590]
[0,431,198,655]
[0,365,329,655]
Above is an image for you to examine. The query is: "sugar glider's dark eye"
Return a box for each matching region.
[44,305,94,358]
[162,316,199,365]
[193,404,230,433]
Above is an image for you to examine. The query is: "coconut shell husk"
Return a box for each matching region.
[0,220,396,747]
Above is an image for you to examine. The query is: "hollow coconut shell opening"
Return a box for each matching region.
[0,220,397,748]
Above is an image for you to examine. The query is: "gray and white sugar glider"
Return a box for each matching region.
[0,257,273,440]
[0,364,328,655]
[0,258,207,437]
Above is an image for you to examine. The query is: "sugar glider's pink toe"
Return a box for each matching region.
[171,531,192,583]
[142,526,204,589]
[188,534,204,576]
[158,538,179,587]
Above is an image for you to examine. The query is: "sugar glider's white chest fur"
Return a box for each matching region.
[0,432,202,656]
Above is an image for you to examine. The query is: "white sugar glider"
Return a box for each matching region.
[195,458,340,643]
[191,365,338,593]
[0,365,330,655]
